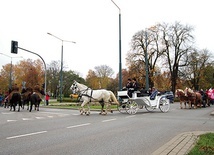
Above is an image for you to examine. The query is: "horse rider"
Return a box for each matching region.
[33,84,44,102]
[8,84,20,101]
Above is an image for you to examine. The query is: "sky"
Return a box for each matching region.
[0,0,214,79]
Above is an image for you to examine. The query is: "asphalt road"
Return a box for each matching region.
[0,103,213,155]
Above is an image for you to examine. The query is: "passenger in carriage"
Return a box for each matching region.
[140,86,149,96]
[150,87,158,100]
[126,78,133,98]
[132,78,140,91]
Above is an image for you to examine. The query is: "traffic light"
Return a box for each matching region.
[11,40,18,54]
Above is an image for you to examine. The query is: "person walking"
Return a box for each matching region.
[45,93,50,106]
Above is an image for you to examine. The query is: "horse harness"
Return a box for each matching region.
[76,87,106,103]
[77,87,94,102]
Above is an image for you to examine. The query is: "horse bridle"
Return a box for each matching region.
[72,83,94,102]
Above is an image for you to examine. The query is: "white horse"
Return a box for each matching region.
[70,80,119,115]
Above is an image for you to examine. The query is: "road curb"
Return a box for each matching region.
[152,131,214,155]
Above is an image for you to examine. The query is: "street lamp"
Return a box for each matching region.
[111,0,122,91]
[47,33,76,103]
[0,53,23,89]
[145,31,149,90]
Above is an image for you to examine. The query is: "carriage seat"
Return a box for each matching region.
[132,91,141,98]
[150,90,158,100]
[137,89,150,97]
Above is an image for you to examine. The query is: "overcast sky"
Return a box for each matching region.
[0,0,213,78]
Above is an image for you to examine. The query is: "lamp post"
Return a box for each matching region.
[111,0,122,90]
[0,53,23,89]
[145,31,149,90]
[47,33,76,103]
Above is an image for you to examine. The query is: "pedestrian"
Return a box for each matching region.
[45,93,50,106]
[0,89,3,107]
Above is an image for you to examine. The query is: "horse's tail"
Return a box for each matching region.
[109,91,119,105]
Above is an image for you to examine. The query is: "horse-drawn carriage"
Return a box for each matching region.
[70,80,170,115]
[117,90,170,114]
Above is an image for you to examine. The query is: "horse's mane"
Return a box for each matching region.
[185,87,194,93]
[75,81,88,89]
[176,89,184,93]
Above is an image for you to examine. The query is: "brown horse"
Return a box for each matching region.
[175,89,189,109]
[184,87,202,109]
[21,87,33,110]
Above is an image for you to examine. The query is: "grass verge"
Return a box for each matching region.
[188,132,214,155]
[44,103,118,110]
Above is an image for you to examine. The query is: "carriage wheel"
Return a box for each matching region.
[143,98,155,112]
[159,98,170,112]
[126,100,138,115]
[117,103,129,113]
[145,105,155,112]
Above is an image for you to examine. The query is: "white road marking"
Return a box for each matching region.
[47,116,54,118]
[7,120,17,122]
[2,112,15,115]
[35,117,45,119]
[102,118,117,122]
[125,115,136,118]
[58,114,70,117]
[6,131,47,140]
[40,112,70,115]
[67,123,91,129]
[72,114,80,116]
[22,118,33,120]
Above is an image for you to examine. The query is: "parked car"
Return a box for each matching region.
[164,91,174,103]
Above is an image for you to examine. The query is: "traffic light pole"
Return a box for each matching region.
[12,45,47,105]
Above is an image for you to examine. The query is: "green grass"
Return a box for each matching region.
[188,133,214,155]
[44,102,118,110]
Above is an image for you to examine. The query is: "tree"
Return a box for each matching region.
[86,70,100,89]
[15,59,44,88]
[46,61,60,98]
[94,65,114,89]
[182,49,213,90]
[0,64,11,92]
[160,22,194,93]
[127,24,165,89]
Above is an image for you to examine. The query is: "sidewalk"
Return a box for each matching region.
[152,111,214,155]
